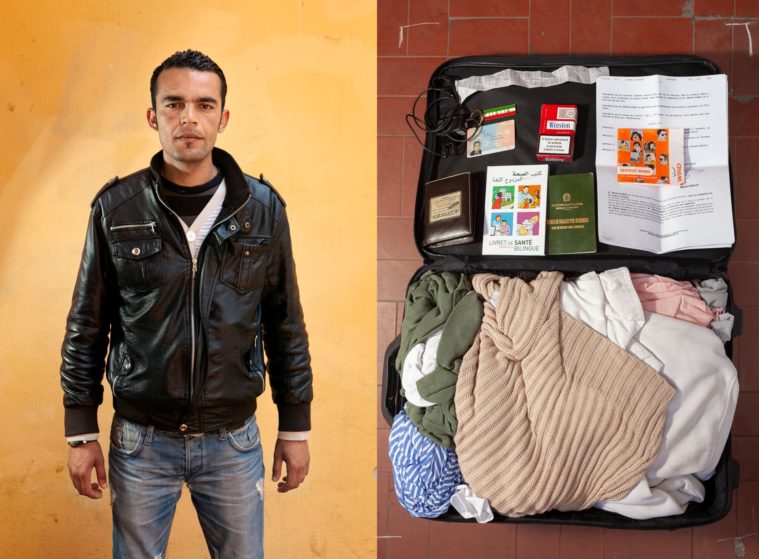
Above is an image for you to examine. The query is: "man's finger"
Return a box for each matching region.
[76,473,102,499]
[95,458,108,489]
[70,473,82,495]
[277,467,307,492]
[271,451,283,482]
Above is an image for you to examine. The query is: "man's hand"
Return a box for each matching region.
[271,439,309,493]
[67,441,107,499]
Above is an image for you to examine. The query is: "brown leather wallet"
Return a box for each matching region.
[422,172,474,248]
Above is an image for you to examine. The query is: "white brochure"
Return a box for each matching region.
[595,74,734,253]
[482,165,548,256]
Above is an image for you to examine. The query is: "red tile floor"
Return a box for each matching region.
[377,1,759,557]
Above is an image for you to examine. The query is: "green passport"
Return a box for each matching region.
[546,173,597,255]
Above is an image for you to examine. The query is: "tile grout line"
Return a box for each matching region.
[610,0,615,55]
[449,16,531,20]
[569,0,573,55]
[400,137,406,218]
[528,0,532,55]
[446,0,450,59]
[405,0,410,57]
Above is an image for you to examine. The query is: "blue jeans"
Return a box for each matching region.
[109,414,264,559]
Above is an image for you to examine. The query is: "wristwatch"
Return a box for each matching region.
[67,440,94,448]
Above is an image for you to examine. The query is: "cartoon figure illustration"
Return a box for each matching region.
[492,186,514,210]
[645,141,656,152]
[659,153,668,164]
[657,176,668,184]
[657,129,667,141]
[516,213,539,236]
[631,130,642,142]
[493,191,504,209]
[629,142,642,163]
[644,152,656,164]
[518,184,541,209]
[618,139,630,151]
[490,213,513,236]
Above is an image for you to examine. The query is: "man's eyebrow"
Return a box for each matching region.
[161,95,218,105]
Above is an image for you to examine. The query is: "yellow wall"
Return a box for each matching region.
[0,2,376,557]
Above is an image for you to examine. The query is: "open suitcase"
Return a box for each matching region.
[381,55,742,530]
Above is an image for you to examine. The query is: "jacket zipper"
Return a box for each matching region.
[109,221,157,233]
[187,196,251,398]
[154,184,252,403]
[190,258,200,396]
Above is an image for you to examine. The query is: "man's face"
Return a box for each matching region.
[147,67,229,167]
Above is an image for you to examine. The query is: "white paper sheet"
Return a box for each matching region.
[595,74,734,253]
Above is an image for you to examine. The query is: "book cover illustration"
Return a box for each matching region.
[546,173,597,255]
[617,128,684,186]
[482,165,549,256]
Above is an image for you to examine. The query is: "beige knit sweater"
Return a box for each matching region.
[454,272,675,517]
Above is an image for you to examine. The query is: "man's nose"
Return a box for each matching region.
[180,105,197,124]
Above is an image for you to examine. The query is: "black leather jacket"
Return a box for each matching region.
[60,148,312,436]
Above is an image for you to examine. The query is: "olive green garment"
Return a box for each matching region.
[397,271,483,448]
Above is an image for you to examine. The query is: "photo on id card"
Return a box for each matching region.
[467,120,515,158]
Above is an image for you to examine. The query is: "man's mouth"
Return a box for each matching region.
[175,130,203,140]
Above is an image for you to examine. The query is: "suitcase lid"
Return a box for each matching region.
[409,55,735,278]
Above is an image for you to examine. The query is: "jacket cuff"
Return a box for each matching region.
[64,406,99,437]
[277,402,311,432]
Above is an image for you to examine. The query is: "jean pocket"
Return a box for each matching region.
[227,418,261,453]
[110,416,145,457]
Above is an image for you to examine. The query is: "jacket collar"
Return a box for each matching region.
[149,147,251,220]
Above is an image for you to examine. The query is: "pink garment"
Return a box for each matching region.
[630,274,719,328]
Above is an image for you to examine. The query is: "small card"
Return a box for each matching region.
[467,120,516,158]
[482,165,549,256]
[616,128,685,186]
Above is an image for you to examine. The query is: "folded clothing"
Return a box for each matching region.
[455,271,675,517]
[397,271,483,448]
[388,409,463,519]
[401,330,441,408]
[630,273,719,328]
[561,268,739,519]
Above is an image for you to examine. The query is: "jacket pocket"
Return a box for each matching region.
[245,317,266,391]
[109,347,133,399]
[111,235,163,292]
[221,236,270,292]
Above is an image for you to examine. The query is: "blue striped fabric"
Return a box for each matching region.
[388,409,463,518]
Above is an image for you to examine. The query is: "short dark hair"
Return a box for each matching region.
[150,49,227,109]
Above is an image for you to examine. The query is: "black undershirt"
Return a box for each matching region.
[159,169,224,226]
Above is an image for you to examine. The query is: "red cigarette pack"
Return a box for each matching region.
[536,104,577,162]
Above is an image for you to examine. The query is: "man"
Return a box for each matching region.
[60,50,312,559]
